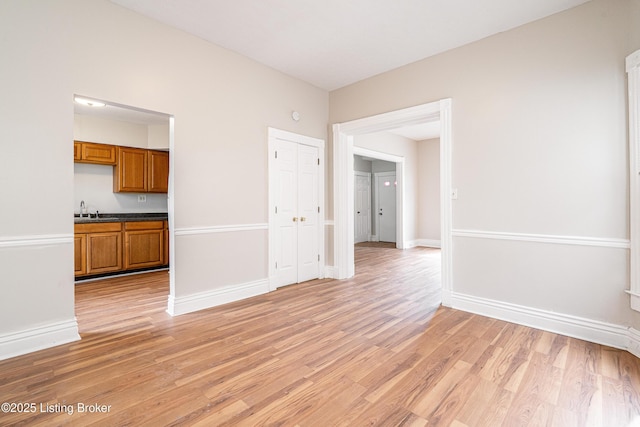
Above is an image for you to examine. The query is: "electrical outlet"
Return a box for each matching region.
[138,195,147,203]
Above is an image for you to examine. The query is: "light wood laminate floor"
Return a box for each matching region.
[1,246,640,426]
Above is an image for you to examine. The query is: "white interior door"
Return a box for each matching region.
[296,144,320,283]
[273,138,320,287]
[354,172,371,243]
[376,172,396,243]
[274,139,298,286]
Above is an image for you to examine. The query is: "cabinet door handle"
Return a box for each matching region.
[293,217,298,222]
[300,217,306,222]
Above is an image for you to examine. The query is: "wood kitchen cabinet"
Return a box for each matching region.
[75,222,123,276]
[113,147,168,193]
[74,141,117,165]
[124,221,165,270]
[163,220,169,266]
[113,146,148,192]
[74,234,87,276]
[147,150,169,193]
[74,142,82,161]
[75,219,168,279]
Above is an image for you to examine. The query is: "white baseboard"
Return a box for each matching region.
[407,239,441,249]
[450,292,640,355]
[0,319,80,361]
[167,279,270,316]
[628,327,640,358]
[324,266,337,279]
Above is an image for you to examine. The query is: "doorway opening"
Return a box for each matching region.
[73,96,175,316]
[354,150,404,247]
[333,99,453,306]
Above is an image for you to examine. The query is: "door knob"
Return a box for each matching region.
[357,211,361,214]
[300,217,306,222]
[379,212,383,215]
[293,217,298,222]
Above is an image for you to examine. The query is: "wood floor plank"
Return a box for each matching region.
[1,245,639,425]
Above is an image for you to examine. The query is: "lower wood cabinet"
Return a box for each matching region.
[74,234,87,276]
[75,222,123,276]
[163,220,169,266]
[75,220,168,278]
[87,232,123,274]
[124,221,165,270]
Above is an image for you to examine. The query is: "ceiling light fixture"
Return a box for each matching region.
[74,96,106,107]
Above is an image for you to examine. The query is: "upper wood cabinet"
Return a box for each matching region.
[147,150,169,193]
[114,146,148,192]
[74,142,82,161]
[74,141,117,165]
[113,147,169,193]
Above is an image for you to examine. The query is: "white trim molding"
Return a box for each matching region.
[628,48,640,312]
[0,234,74,248]
[406,239,441,249]
[452,229,630,249]
[0,319,80,361]
[167,278,270,316]
[323,266,338,279]
[451,292,640,358]
[174,223,268,236]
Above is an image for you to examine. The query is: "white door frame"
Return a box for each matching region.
[268,127,325,291]
[332,99,453,307]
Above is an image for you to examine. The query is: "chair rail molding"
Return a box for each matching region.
[452,229,630,249]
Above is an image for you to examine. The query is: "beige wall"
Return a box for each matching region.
[0,0,328,355]
[74,114,149,148]
[331,0,640,326]
[417,138,440,242]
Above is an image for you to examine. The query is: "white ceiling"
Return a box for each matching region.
[110,0,590,91]
[74,97,170,126]
[387,121,441,141]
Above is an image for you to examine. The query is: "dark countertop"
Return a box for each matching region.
[74,213,168,224]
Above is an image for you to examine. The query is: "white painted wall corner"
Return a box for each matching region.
[167,279,270,316]
[406,239,441,249]
[0,319,80,362]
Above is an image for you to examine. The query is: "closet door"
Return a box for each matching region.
[296,144,320,283]
[273,139,320,287]
[274,139,299,287]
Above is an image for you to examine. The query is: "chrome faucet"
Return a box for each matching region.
[80,200,85,218]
